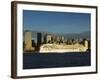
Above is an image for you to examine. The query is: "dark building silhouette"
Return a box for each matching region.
[35,33,42,51]
[32,40,36,47]
[37,33,42,45]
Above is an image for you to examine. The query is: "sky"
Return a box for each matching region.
[23,10,90,34]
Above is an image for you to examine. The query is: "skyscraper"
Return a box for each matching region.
[24,31,34,51]
[37,32,42,45]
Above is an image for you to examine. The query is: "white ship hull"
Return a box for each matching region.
[40,44,88,53]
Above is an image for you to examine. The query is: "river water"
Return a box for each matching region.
[23,52,90,69]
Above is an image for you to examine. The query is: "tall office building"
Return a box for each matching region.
[84,40,88,49]
[44,34,52,43]
[60,36,64,43]
[37,33,42,45]
[24,31,34,51]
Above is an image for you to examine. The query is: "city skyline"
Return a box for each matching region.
[23,10,90,34]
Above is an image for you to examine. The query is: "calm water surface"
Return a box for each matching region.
[23,52,90,69]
